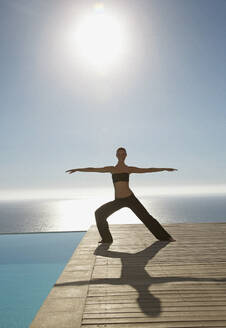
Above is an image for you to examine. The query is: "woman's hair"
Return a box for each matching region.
[116,147,127,154]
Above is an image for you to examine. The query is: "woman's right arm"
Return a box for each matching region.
[65,166,114,174]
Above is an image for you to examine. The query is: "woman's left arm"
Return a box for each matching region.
[128,166,178,173]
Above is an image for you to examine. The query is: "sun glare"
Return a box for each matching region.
[71,3,126,73]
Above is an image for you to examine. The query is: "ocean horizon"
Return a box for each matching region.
[1,187,226,234]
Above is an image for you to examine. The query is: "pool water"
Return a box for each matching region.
[0,231,86,328]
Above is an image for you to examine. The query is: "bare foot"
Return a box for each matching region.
[168,237,176,242]
[98,239,113,244]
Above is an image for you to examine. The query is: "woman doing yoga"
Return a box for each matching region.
[66,147,177,243]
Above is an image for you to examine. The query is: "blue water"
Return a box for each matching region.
[0,231,85,328]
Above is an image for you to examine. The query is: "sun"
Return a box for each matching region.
[72,3,126,74]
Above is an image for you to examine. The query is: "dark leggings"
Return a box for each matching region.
[95,192,172,242]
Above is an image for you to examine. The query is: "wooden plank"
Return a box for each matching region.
[30,223,226,327]
[81,322,226,328]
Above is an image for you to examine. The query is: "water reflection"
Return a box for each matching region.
[1,192,226,233]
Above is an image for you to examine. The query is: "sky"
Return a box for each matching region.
[1,0,226,198]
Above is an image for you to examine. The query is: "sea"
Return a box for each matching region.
[0,188,226,233]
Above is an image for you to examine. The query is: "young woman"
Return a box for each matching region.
[66,147,177,243]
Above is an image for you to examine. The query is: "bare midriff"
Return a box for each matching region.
[113,181,133,199]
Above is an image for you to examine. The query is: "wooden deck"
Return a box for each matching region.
[30,223,226,328]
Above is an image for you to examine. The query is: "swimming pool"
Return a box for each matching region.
[0,231,86,328]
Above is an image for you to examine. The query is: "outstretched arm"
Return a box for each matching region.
[65,166,114,174]
[128,166,178,173]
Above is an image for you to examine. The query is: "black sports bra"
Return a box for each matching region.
[112,172,129,183]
